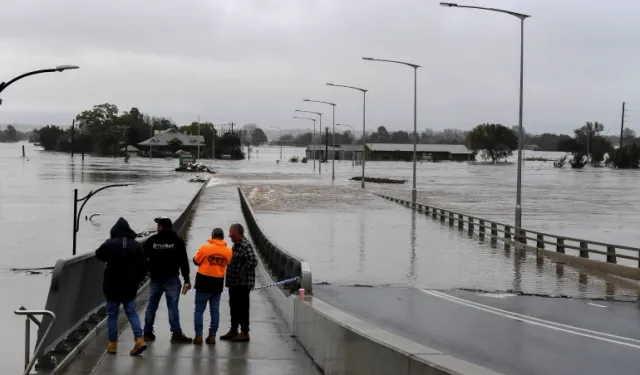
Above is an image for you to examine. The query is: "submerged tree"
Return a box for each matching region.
[467,123,518,163]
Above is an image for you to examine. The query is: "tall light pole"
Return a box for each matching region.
[304,99,336,180]
[363,57,419,202]
[326,83,368,188]
[337,124,355,167]
[196,115,201,159]
[295,109,323,173]
[212,123,226,162]
[440,2,530,237]
[0,65,80,99]
[270,126,283,161]
[293,116,317,170]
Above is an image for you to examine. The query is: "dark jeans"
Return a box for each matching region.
[194,291,221,337]
[144,277,182,334]
[106,299,142,342]
[228,286,251,332]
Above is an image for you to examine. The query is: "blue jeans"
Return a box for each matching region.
[144,277,182,334]
[194,291,221,337]
[106,300,143,342]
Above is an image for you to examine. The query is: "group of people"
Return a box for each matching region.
[96,216,258,356]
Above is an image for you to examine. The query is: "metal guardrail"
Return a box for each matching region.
[25,180,209,373]
[14,308,56,375]
[237,188,313,294]
[375,193,640,268]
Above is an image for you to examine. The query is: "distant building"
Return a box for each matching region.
[305,144,366,161]
[137,128,205,157]
[366,143,470,162]
[120,145,140,157]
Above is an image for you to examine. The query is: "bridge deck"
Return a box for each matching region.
[90,182,320,375]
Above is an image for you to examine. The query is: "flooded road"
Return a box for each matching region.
[2,143,640,372]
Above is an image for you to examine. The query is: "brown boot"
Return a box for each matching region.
[230,332,250,342]
[107,341,117,354]
[192,336,203,345]
[171,331,193,344]
[219,328,238,341]
[205,335,216,345]
[130,338,147,356]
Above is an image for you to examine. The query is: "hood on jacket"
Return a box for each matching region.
[207,238,228,246]
[110,217,137,239]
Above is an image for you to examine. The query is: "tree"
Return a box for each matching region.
[240,124,257,146]
[589,136,613,166]
[390,130,410,143]
[574,121,604,158]
[2,125,18,142]
[75,103,120,155]
[467,123,518,163]
[609,144,640,169]
[251,127,268,146]
[35,125,65,151]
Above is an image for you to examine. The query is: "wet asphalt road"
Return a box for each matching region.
[314,285,640,375]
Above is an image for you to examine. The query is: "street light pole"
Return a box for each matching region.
[362,57,420,202]
[304,99,336,180]
[440,2,530,236]
[197,115,201,159]
[337,124,355,167]
[212,124,226,162]
[270,126,283,161]
[295,109,323,173]
[0,65,80,98]
[73,184,131,256]
[326,83,368,188]
[293,116,317,169]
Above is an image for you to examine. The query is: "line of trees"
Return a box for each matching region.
[0,124,32,142]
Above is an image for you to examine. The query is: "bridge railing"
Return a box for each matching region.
[25,181,208,374]
[375,193,640,273]
[237,188,312,294]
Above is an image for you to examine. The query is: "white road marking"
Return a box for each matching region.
[420,288,640,349]
[587,302,608,308]
[476,293,517,299]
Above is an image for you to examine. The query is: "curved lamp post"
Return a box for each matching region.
[295,109,323,173]
[326,83,368,188]
[440,2,529,237]
[304,99,336,180]
[363,57,420,203]
[292,116,317,170]
[73,184,132,256]
[269,126,283,161]
[0,65,79,101]
[337,124,355,167]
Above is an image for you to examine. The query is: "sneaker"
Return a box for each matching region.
[219,329,238,341]
[230,332,250,342]
[192,336,203,345]
[143,331,156,342]
[205,335,216,345]
[171,331,193,344]
[107,341,117,354]
[130,338,147,356]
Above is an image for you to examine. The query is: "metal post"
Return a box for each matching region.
[362,91,366,188]
[313,119,316,171]
[412,66,418,203]
[280,129,283,161]
[73,189,78,256]
[319,114,322,173]
[71,119,75,158]
[197,116,201,159]
[515,16,525,233]
[620,101,626,148]
[332,105,336,180]
[81,130,84,160]
[149,126,153,159]
[24,316,30,370]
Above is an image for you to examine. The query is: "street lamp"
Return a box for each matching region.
[73,184,131,256]
[212,123,226,162]
[363,57,420,203]
[270,126,283,162]
[440,2,530,238]
[304,99,337,180]
[326,83,368,188]
[0,65,80,99]
[295,109,323,173]
[293,116,318,171]
[337,124,355,167]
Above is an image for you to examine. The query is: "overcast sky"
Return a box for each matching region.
[1,0,639,135]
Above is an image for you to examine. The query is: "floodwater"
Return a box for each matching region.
[2,142,640,372]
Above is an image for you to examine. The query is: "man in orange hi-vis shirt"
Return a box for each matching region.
[191,228,233,345]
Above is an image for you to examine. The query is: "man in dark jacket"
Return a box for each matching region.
[219,223,258,342]
[142,217,192,343]
[96,217,147,356]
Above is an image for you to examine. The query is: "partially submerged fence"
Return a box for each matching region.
[237,188,312,294]
[376,193,640,278]
[24,181,208,374]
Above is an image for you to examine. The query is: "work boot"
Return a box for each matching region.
[192,336,203,345]
[143,331,156,342]
[171,331,193,343]
[219,328,238,341]
[205,335,216,345]
[230,332,250,342]
[107,341,117,354]
[130,338,147,356]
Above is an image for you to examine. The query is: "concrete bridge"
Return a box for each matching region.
[14,181,640,375]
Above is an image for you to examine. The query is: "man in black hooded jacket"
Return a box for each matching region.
[96,217,147,356]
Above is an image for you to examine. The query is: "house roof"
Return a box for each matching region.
[305,144,364,152]
[365,143,469,154]
[137,128,205,147]
[120,145,140,152]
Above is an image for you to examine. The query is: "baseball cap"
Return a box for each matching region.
[212,228,224,238]
[154,216,173,229]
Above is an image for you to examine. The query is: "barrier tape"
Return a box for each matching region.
[188,276,301,294]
